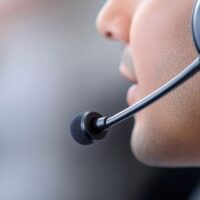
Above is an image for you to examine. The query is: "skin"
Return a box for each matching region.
[96,0,200,167]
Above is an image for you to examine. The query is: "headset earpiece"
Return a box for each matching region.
[192,0,200,53]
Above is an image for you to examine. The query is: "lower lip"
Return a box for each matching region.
[127,84,138,105]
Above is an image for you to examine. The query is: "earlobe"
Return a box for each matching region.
[192,0,200,53]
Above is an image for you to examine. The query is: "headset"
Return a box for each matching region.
[193,0,200,53]
[70,0,200,145]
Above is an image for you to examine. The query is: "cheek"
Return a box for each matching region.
[129,1,200,166]
[130,1,196,98]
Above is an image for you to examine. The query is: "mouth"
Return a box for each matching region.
[119,46,139,105]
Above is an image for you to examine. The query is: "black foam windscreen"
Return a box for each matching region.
[70,113,94,145]
[70,112,108,145]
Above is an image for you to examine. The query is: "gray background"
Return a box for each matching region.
[0,1,157,200]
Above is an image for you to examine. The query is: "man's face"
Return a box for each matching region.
[97,0,200,167]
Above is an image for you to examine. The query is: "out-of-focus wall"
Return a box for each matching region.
[0,1,155,200]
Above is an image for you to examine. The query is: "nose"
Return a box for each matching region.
[96,1,132,44]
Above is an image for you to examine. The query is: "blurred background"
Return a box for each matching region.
[0,0,200,200]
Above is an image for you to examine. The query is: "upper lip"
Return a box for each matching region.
[119,46,138,84]
[120,66,138,84]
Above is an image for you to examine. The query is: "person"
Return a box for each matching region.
[96,0,200,167]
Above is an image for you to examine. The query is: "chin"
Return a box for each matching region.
[131,141,175,167]
[130,132,167,167]
[130,123,160,167]
[130,122,200,168]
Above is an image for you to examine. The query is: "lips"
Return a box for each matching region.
[119,46,139,105]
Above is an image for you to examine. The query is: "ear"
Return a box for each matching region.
[192,0,200,53]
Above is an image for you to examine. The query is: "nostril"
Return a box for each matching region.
[105,31,113,38]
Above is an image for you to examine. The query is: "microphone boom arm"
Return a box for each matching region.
[104,57,200,127]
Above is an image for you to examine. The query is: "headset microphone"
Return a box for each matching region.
[70,58,200,145]
[70,0,200,145]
